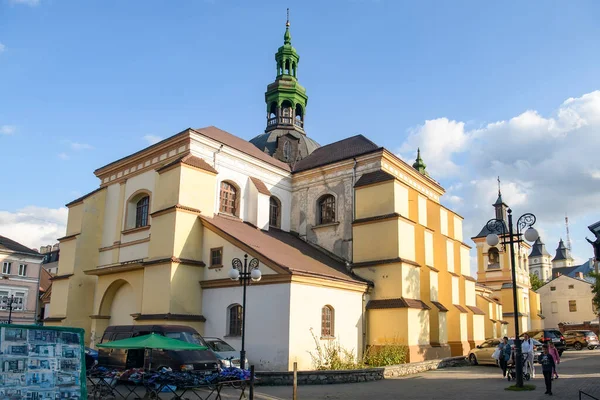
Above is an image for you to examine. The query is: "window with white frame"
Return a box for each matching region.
[0,289,27,311]
[12,292,25,311]
[2,262,11,274]
[18,264,27,277]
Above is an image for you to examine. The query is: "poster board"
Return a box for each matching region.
[0,324,87,399]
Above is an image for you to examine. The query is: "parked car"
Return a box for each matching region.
[563,330,599,350]
[521,329,566,356]
[98,325,219,373]
[468,338,543,366]
[204,337,249,369]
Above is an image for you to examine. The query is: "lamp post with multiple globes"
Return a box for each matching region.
[229,254,262,370]
[485,209,539,388]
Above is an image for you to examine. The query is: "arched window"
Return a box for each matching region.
[228,304,243,336]
[488,247,500,269]
[281,100,293,124]
[295,104,303,128]
[269,196,281,228]
[318,195,336,225]
[219,181,238,216]
[135,196,150,228]
[321,305,334,337]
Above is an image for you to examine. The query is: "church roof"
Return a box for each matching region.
[354,170,396,188]
[249,130,320,161]
[0,235,41,257]
[200,215,369,285]
[553,259,595,283]
[473,220,508,239]
[529,237,551,258]
[293,134,381,173]
[193,127,291,171]
[552,239,570,261]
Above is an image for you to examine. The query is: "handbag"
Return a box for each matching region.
[492,348,501,360]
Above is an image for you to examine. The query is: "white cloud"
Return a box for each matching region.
[0,43,5,53]
[143,135,163,145]
[398,90,600,274]
[58,153,69,160]
[0,125,15,135]
[10,0,40,6]
[0,206,67,249]
[69,142,93,151]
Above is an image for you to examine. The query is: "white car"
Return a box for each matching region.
[468,338,543,366]
[204,337,249,369]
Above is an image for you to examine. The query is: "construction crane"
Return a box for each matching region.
[565,214,572,253]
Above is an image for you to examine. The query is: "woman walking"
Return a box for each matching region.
[497,337,512,378]
[549,342,560,379]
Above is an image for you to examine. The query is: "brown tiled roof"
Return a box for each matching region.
[454,304,468,313]
[193,127,291,171]
[366,298,431,310]
[0,235,40,256]
[249,177,271,196]
[463,275,477,282]
[200,215,367,285]
[477,294,492,303]
[431,301,449,312]
[352,213,401,225]
[65,187,106,207]
[156,154,218,174]
[39,268,53,292]
[351,257,420,268]
[448,271,460,277]
[293,135,382,173]
[467,305,486,315]
[354,170,395,188]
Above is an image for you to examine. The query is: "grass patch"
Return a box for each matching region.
[505,384,536,391]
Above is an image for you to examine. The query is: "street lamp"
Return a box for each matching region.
[229,254,261,370]
[1,295,15,324]
[485,209,538,388]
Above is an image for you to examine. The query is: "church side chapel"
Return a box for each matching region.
[46,14,487,371]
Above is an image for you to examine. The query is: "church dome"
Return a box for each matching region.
[250,130,320,163]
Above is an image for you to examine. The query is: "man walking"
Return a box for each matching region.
[521,333,535,378]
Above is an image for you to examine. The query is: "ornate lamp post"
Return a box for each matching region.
[229,254,262,370]
[485,209,539,388]
[2,294,15,324]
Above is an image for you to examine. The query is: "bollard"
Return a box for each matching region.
[293,362,298,400]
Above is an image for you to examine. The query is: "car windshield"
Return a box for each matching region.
[206,340,236,352]
[164,332,208,346]
[584,331,597,337]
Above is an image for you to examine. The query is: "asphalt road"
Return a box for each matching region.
[251,349,600,400]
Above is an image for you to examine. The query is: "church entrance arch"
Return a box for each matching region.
[99,279,137,326]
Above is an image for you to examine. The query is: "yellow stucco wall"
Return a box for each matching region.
[355,181,395,219]
[353,219,399,262]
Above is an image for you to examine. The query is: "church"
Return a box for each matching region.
[46,17,486,371]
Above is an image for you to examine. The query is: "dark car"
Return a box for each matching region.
[521,329,566,355]
[98,325,219,373]
[563,330,599,350]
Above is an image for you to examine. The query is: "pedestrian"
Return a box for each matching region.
[497,337,512,378]
[539,344,556,395]
[521,333,535,378]
[548,342,560,379]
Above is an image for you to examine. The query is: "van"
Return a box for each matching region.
[97,325,219,373]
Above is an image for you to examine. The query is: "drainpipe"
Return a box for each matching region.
[352,158,357,221]
[213,145,223,215]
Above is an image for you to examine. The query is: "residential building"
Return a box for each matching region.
[0,235,45,324]
[472,189,544,337]
[537,274,596,329]
[40,244,60,274]
[45,17,481,370]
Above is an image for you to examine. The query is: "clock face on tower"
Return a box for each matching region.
[534,258,539,263]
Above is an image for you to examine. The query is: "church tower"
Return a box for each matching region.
[552,238,574,269]
[250,10,320,165]
[528,237,552,281]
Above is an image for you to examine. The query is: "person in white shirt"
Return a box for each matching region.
[521,333,535,378]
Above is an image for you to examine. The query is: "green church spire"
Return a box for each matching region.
[412,148,429,176]
[284,9,292,45]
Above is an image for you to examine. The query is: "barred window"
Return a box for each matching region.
[569,300,577,312]
[269,197,281,228]
[135,196,150,228]
[228,304,243,336]
[318,195,336,225]
[321,305,334,337]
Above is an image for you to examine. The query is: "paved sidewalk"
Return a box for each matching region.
[252,350,600,400]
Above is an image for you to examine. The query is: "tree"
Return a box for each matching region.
[530,273,544,291]
[589,271,600,313]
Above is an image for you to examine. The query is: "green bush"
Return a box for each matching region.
[363,339,408,367]
[308,329,362,370]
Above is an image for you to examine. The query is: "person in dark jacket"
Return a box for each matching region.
[497,337,512,378]
[539,344,556,395]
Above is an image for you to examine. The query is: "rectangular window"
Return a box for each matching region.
[18,264,27,277]
[2,262,11,274]
[0,290,8,310]
[568,285,574,289]
[550,286,556,291]
[13,292,25,311]
[0,290,25,311]
[210,247,223,267]
[569,300,577,312]
[551,301,558,313]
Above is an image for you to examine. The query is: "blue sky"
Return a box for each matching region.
[1,0,600,267]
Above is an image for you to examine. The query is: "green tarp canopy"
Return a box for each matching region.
[97,332,208,351]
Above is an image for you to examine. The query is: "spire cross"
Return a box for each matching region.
[286,8,290,27]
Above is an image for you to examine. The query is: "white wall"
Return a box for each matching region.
[446,240,455,273]
[398,221,415,261]
[101,183,121,247]
[538,276,596,327]
[202,284,291,371]
[288,283,364,371]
